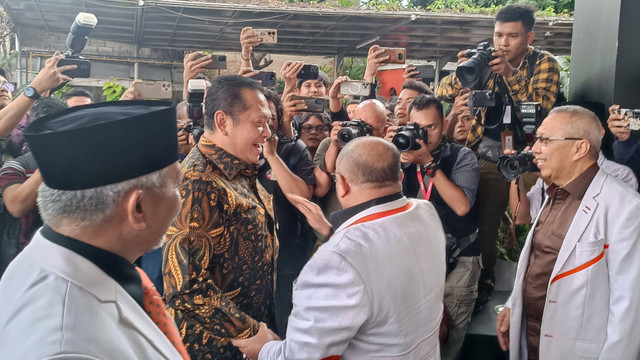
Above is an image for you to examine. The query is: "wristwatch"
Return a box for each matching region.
[23,86,40,100]
[423,162,440,177]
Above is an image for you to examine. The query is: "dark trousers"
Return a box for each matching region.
[274,272,298,338]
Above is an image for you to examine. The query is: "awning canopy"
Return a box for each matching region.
[4,0,573,61]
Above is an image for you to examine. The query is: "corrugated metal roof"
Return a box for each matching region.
[4,0,573,61]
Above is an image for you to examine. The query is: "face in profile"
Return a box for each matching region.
[0,75,13,109]
[224,89,272,164]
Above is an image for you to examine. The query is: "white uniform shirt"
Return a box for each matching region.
[260,195,446,360]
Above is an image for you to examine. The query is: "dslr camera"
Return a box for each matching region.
[338,120,372,146]
[497,151,539,182]
[392,122,428,153]
[456,42,497,88]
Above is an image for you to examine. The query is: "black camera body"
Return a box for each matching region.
[520,102,542,145]
[58,56,91,79]
[338,120,372,146]
[497,151,539,182]
[456,42,497,88]
[469,90,496,108]
[186,79,206,143]
[392,122,428,153]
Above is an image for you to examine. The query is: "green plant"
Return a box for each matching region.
[53,83,72,99]
[338,58,366,80]
[557,55,570,98]
[103,77,126,101]
[276,78,286,95]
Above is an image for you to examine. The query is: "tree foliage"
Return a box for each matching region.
[409,0,574,15]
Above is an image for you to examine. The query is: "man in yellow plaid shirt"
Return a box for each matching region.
[437,3,560,318]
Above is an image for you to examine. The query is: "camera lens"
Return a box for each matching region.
[219,55,226,61]
[392,134,411,152]
[398,53,404,60]
[338,128,355,146]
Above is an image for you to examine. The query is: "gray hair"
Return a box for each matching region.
[37,166,172,230]
[548,105,602,158]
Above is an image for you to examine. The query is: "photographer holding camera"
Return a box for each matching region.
[436,4,560,306]
[387,94,480,360]
[313,99,388,216]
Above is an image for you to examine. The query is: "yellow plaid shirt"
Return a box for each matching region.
[437,46,560,147]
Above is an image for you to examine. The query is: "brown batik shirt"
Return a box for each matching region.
[522,163,599,360]
[163,136,276,359]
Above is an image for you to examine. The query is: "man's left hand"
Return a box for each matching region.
[489,49,516,78]
[262,133,278,160]
[400,139,433,166]
[288,194,332,238]
[231,322,280,360]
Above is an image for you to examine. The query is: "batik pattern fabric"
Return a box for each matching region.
[163,137,276,359]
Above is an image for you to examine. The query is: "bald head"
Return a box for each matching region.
[548,105,602,159]
[354,99,387,137]
[336,137,401,189]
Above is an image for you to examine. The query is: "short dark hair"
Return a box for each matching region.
[300,112,331,127]
[296,70,329,89]
[30,96,68,121]
[346,100,361,107]
[495,3,536,33]
[62,88,94,102]
[409,94,444,121]
[204,75,264,131]
[401,80,433,95]
[0,68,7,79]
[263,88,283,126]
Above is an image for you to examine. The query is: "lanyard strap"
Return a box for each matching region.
[417,167,434,201]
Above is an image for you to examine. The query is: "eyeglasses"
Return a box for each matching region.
[301,125,330,133]
[534,135,584,147]
[0,81,14,92]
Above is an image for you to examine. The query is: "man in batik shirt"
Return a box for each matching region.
[163,75,276,359]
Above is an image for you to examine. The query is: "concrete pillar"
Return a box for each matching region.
[570,0,640,108]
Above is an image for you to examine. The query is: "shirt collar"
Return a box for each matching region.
[547,162,599,200]
[330,192,404,230]
[197,136,258,180]
[41,225,143,307]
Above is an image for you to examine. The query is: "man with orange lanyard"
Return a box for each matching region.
[388,94,481,360]
[233,136,446,359]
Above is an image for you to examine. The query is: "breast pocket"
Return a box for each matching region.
[575,237,606,261]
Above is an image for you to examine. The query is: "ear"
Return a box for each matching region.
[335,173,350,199]
[399,170,404,183]
[572,139,591,161]
[214,110,230,136]
[294,88,301,95]
[526,31,535,45]
[125,190,147,231]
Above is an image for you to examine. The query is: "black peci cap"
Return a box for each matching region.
[24,100,178,190]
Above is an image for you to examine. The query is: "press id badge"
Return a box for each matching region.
[503,105,512,124]
[501,129,514,152]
